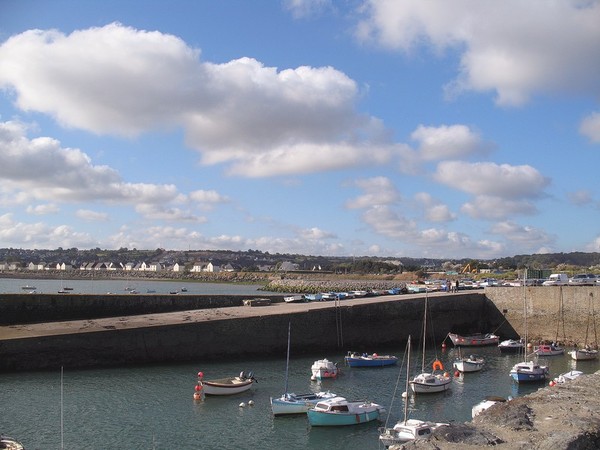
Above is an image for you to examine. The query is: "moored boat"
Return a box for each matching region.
[307,397,385,426]
[569,347,598,361]
[198,371,257,396]
[509,361,548,383]
[0,434,25,450]
[534,343,564,356]
[344,352,398,367]
[498,338,525,354]
[448,332,499,347]
[453,353,485,373]
[310,358,339,380]
[304,293,323,301]
[283,294,305,303]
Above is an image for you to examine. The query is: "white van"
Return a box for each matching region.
[542,273,569,286]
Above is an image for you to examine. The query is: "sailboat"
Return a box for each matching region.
[409,294,452,394]
[509,276,549,383]
[534,286,565,356]
[379,336,446,447]
[270,322,336,416]
[569,292,598,361]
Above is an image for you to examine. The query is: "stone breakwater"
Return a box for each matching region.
[262,277,408,293]
[398,370,600,450]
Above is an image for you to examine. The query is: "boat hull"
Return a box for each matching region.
[509,362,548,383]
[498,340,524,354]
[448,333,499,347]
[201,377,254,395]
[410,373,452,393]
[534,345,564,356]
[307,408,381,426]
[453,359,484,373]
[344,355,398,367]
[270,392,337,416]
[569,349,599,361]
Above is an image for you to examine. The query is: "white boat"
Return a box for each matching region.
[304,293,323,301]
[379,336,446,447]
[569,347,598,361]
[498,338,525,354]
[453,352,485,373]
[471,396,508,418]
[448,332,499,347]
[310,358,339,381]
[198,371,256,396]
[307,397,385,426]
[570,293,598,361]
[0,434,25,450]
[21,285,36,290]
[349,290,368,297]
[410,294,452,394]
[270,323,337,416]
[283,294,305,303]
[552,370,584,384]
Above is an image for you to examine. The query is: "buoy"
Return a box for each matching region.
[549,380,556,387]
[373,353,378,357]
[443,371,450,378]
[194,384,202,392]
[401,391,407,398]
[441,342,447,349]
[239,402,246,408]
[248,400,254,406]
[454,370,460,377]
[193,392,201,400]
[197,371,204,379]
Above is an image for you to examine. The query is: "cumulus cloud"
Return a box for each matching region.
[489,220,554,248]
[0,23,392,178]
[461,195,538,220]
[346,176,401,209]
[580,112,600,143]
[434,161,549,199]
[411,124,490,161]
[356,0,600,106]
[414,192,456,222]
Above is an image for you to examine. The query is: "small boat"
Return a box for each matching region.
[448,332,499,347]
[344,352,398,367]
[349,290,368,297]
[271,322,338,416]
[283,294,305,303]
[569,347,599,361]
[534,343,564,356]
[509,361,549,383]
[0,434,25,450]
[453,352,485,373]
[410,294,452,394]
[180,287,188,292]
[21,285,36,290]
[58,289,68,294]
[471,396,508,418]
[198,371,257,396]
[304,293,323,301]
[552,370,584,384]
[379,336,447,447]
[310,358,339,380]
[307,397,385,426]
[63,287,73,291]
[498,338,525,354]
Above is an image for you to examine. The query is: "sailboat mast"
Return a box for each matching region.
[284,321,291,395]
[404,335,411,425]
[421,295,427,372]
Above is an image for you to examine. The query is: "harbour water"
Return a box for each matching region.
[3,344,599,449]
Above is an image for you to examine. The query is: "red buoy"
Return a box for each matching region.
[197,371,204,379]
[454,370,460,377]
[441,342,447,349]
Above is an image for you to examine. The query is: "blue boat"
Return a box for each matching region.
[344,352,398,367]
[509,361,549,383]
[304,293,323,301]
[307,397,385,426]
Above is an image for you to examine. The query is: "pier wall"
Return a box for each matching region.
[0,286,598,372]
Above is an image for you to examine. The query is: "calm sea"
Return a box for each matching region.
[2,279,599,449]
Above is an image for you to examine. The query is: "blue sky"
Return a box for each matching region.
[0,0,599,259]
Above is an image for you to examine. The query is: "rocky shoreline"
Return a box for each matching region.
[395,370,600,449]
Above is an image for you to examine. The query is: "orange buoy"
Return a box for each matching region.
[193,392,201,400]
[432,359,444,371]
[454,370,460,377]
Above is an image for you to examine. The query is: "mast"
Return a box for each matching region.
[284,321,291,396]
[404,335,411,425]
[421,294,427,372]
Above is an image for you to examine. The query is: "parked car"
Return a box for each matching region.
[569,274,598,286]
[542,273,569,286]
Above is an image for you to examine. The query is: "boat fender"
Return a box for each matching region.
[432,360,444,371]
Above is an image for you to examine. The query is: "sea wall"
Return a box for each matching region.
[0,293,511,372]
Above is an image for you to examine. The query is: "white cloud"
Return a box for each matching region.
[356,0,600,106]
[567,190,594,206]
[0,24,393,178]
[0,120,181,206]
[26,203,59,215]
[299,227,336,240]
[346,176,401,209]
[461,195,537,220]
[489,220,554,248]
[135,204,207,222]
[586,236,600,252]
[434,161,549,199]
[414,192,456,222]
[411,124,490,161]
[283,0,333,18]
[580,112,600,143]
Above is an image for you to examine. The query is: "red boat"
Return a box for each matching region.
[448,332,499,347]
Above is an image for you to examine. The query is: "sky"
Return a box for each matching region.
[0,0,599,260]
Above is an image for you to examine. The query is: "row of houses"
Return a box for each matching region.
[0,261,239,273]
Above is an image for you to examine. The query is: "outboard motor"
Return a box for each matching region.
[239,371,246,379]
